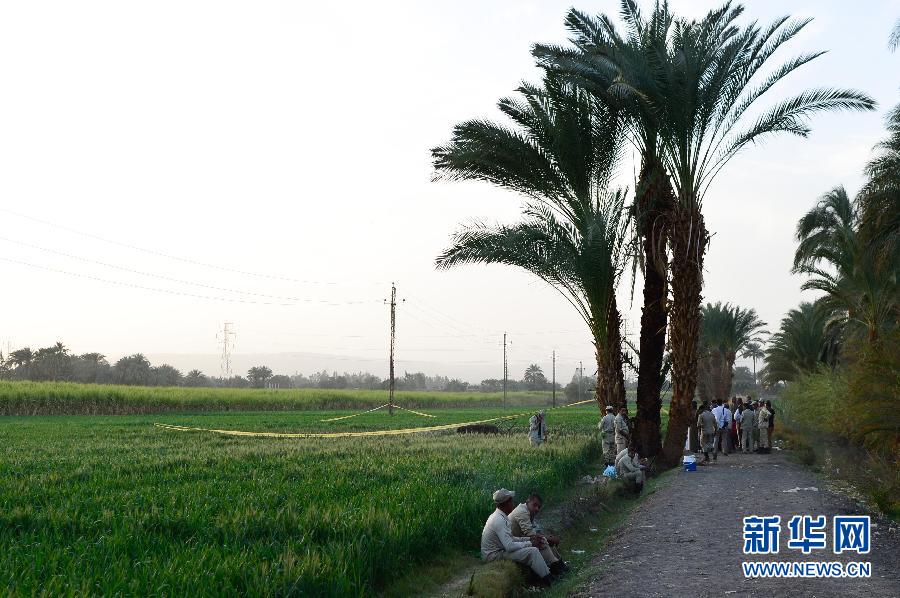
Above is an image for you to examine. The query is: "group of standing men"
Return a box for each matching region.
[598,405,647,493]
[694,397,775,465]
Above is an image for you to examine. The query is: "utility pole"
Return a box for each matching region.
[217,322,235,378]
[386,283,397,416]
[502,332,508,407]
[551,350,556,408]
[579,360,584,402]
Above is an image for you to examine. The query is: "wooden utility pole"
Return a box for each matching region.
[552,350,556,408]
[502,332,507,407]
[579,360,584,402]
[387,283,396,416]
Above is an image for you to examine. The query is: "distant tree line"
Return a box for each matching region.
[0,345,576,393]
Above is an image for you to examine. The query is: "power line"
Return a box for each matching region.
[0,256,377,306]
[0,235,374,305]
[0,207,387,287]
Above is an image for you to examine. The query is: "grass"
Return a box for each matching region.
[0,380,570,415]
[0,406,605,596]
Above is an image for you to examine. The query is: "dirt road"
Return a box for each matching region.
[573,450,899,597]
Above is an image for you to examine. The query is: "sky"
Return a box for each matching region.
[0,1,897,383]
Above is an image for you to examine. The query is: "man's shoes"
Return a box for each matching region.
[536,574,553,588]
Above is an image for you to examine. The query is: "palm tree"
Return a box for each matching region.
[432,74,631,411]
[860,102,900,276]
[523,364,547,391]
[533,2,677,457]
[741,341,765,388]
[762,300,838,385]
[698,302,766,401]
[793,187,897,343]
[543,1,875,466]
[890,18,900,52]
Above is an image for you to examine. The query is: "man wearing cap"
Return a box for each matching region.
[528,410,546,446]
[614,406,631,455]
[598,406,616,464]
[481,489,553,586]
[509,493,569,576]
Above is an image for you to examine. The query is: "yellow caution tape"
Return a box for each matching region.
[320,403,389,422]
[154,398,601,439]
[392,405,436,418]
[154,412,529,438]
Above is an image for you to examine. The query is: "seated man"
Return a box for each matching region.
[615,446,646,493]
[509,492,569,576]
[481,488,553,586]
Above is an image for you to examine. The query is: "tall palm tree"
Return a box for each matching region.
[763,300,838,385]
[793,187,897,343]
[860,102,900,275]
[741,341,765,389]
[533,2,676,457]
[698,302,766,401]
[432,74,631,411]
[536,1,875,465]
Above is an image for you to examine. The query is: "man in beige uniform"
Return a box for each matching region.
[697,403,717,465]
[614,406,631,454]
[481,488,553,586]
[756,403,771,452]
[615,446,646,493]
[598,406,616,464]
[509,493,569,576]
[740,403,756,453]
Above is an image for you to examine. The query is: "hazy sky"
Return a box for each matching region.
[0,1,897,383]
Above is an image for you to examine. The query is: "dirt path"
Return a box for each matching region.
[572,450,900,598]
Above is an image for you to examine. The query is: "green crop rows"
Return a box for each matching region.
[0,406,603,596]
[0,380,568,416]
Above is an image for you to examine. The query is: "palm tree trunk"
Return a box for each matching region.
[660,205,708,467]
[697,353,714,404]
[595,298,626,412]
[634,158,673,457]
[720,352,736,400]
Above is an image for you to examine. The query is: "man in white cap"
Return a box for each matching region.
[481,488,553,586]
[598,405,616,465]
[614,406,631,454]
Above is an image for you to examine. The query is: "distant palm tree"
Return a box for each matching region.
[698,302,767,401]
[890,18,900,51]
[523,364,547,391]
[741,341,765,388]
[433,74,631,411]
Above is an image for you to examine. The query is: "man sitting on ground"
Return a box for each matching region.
[615,445,646,493]
[481,488,554,587]
[509,492,569,576]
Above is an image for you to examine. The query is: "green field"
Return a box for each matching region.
[0,380,574,416]
[0,406,604,596]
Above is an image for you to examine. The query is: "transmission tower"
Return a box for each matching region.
[217,322,235,378]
